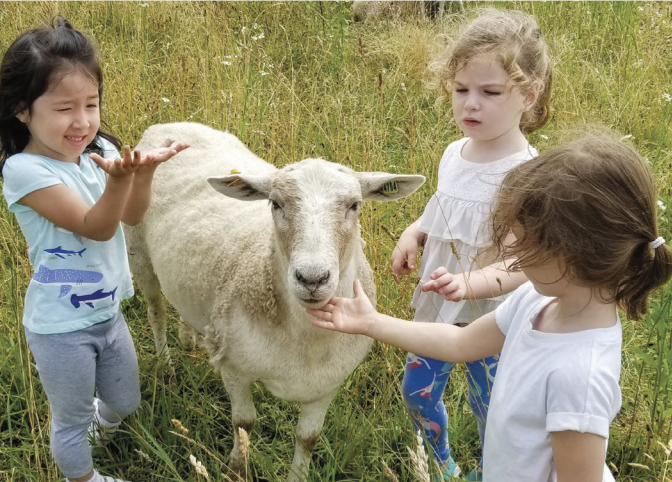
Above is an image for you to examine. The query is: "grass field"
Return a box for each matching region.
[2,1,672,481]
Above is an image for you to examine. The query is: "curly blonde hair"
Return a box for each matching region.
[430,9,552,134]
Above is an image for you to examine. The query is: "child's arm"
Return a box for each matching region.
[421,261,528,301]
[308,279,505,363]
[391,220,426,283]
[115,141,189,226]
[19,146,140,241]
[551,431,607,482]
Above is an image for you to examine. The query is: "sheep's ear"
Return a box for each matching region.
[356,173,426,201]
[207,173,273,201]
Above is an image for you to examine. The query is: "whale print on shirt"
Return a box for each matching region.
[32,265,104,298]
[71,287,117,309]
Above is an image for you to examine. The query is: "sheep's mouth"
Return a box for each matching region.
[299,297,329,308]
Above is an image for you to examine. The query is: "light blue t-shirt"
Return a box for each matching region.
[2,138,134,334]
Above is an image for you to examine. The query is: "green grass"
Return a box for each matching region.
[1,1,672,481]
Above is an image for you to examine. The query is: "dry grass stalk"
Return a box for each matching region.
[406,430,430,482]
[238,427,250,481]
[382,459,400,482]
[169,431,227,466]
[172,418,189,437]
[189,454,210,480]
[238,427,250,458]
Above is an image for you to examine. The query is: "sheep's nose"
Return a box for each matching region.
[295,269,331,290]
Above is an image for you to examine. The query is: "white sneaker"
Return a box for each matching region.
[88,398,121,447]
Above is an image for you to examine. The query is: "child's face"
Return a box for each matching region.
[16,70,100,163]
[452,59,532,143]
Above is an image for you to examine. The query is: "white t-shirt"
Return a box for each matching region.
[484,282,621,482]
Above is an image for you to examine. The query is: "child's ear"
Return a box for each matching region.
[16,109,30,124]
[524,83,540,112]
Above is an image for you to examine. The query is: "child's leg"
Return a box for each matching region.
[464,355,499,467]
[93,311,141,423]
[402,353,455,466]
[24,327,99,479]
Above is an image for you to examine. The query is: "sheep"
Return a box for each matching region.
[124,122,425,481]
[352,1,452,23]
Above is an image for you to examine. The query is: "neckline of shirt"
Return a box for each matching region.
[521,291,621,344]
[456,137,533,168]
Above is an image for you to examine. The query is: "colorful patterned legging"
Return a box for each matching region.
[401,352,499,468]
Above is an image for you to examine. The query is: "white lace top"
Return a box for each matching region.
[411,138,538,324]
[418,137,538,247]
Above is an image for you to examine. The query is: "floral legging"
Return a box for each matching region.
[402,352,499,468]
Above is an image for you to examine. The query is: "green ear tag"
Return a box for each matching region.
[382,181,399,194]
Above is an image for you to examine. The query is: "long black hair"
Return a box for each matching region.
[0,17,120,175]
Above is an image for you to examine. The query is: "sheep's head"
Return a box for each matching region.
[207,159,425,309]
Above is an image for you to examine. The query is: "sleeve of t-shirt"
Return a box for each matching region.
[2,155,63,212]
[545,353,621,439]
[495,281,534,336]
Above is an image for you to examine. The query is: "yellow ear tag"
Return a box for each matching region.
[227,178,242,187]
[230,169,241,174]
[382,181,399,194]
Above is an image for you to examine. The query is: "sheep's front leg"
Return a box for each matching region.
[178,316,198,351]
[221,372,257,475]
[288,392,336,482]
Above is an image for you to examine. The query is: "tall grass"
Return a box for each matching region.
[1,2,671,481]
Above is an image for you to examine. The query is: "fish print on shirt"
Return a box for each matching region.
[71,287,117,309]
[32,265,103,298]
[44,246,86,259]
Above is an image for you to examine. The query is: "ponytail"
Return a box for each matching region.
[617,241,672,320]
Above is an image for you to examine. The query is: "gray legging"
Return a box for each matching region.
[25,310,141,479]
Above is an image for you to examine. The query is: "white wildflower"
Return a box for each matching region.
[658,200,666,211]
[260,70,269,76]
[241,26,246,34]
[400,82,406,93]
[658,13,663,18]
[161,98,170,103]
[639,6,644,10]
[621,134,633,140]
[540,134,549,140]
[663,93,672,102]
[222,61,232,66]
[635,59,643,68]
[138,3,148,6]
[254,22,258,29]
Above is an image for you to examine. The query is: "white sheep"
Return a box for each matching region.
[352,1,451,23]
[124,122,425,481]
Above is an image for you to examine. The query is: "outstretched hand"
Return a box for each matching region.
[139,141,189,170]
[90,145,142,178]
[421,266,468,301]
[90,142,189,178]
[307,279,376,335]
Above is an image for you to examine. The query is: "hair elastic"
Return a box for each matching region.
[650,237,666,249]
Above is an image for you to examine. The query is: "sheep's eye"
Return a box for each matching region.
[349,202,360,212]
[271,200,281,210]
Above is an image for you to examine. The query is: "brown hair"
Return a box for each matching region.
[429,9,552,134]
[486,133,672,320]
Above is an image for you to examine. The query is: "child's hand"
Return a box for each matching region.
[90,145,141,178]
[421,266,468,301]
[308,280,375,335]
[391,229,422,283]
[138,141,189,171]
